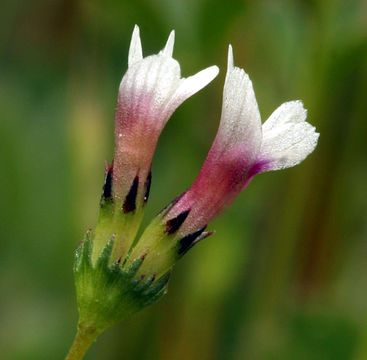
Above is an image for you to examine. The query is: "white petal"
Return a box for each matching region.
[259,101,319,171]
[217,46,262,162]
[227,44,234,72]
[161,65,219,121]
[162,30,175,57]
[128,25,143,67]
[119,55,181,127]
[119,30,219,131]
[173,66,219,101]
[262,100,307,131]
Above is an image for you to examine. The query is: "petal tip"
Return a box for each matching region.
[128,25,143,67]
[227,45,234,72]
[208,65,220,78]
[133,24,140,34]
[162,30,175,57]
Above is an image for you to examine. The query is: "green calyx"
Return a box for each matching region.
[92,201,144,264]
[74,230,170,332]
[72,166,214,335]
[91,166,148,264]
[126,200,214,279]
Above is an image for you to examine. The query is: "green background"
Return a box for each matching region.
[1,0,366,359]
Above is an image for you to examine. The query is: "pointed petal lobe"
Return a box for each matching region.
[216,46,262,162]
[128,25,143,67]
[227,44,234,72]
[161,65,219,120]
[162,30,175,57]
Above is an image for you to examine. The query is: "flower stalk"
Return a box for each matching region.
[65,323,103,360]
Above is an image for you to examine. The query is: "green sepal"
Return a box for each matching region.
[74,232,171,332]
[124,256,144,277]
[144,272,171,298]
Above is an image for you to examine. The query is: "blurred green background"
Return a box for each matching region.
[1,0,367,359]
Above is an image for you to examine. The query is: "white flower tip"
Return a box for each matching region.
[227,45,234,72]
[220,49,262,160]
[162,30,175,57]
[128,25,143,67]
[205,65,220,80]
[187,65,220,92]
[177,65,219,98]
[259,101,320,172]
[161,65,219,123]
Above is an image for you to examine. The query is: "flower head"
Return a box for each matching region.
[129,45,319,277]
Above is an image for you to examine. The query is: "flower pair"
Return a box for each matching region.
[73,26,318,333]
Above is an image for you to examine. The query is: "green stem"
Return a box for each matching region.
[65,323,103,360]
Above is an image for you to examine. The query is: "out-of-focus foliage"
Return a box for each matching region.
[1,0,366,359]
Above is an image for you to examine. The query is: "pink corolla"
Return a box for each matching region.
[92,26,219,263]
[166,45,319,234]
[113,25,219,204]
[130,45,319,277]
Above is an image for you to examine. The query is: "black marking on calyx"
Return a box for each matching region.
[123,175,139,213]
[165,209,190,234]
[101,163,113,202]
[158,191,187,217]
[144,170,152,204]
[178,226,206,255]
[178,228,214,256]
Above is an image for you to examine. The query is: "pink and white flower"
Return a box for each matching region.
[93,26,218,264]
[113,25,219,204]
[165,45,319,237]
[125,45,319,279]
[129,45,319,277]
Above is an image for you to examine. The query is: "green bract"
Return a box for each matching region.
[74,230,170,333]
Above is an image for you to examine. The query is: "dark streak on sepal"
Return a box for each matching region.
[178,229,215,257]
[165,209,190,234]
[100,162,114,210]
[158,192,186,217]
[103,163,113,199]
[143,170,152,204]
[123,175,139,213]
[177,226,207,256]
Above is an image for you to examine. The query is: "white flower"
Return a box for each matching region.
[116,25,219,134]
[259,100,319,171]
[218,45,319,173]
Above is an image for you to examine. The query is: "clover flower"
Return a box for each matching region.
[128,45,319,279]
